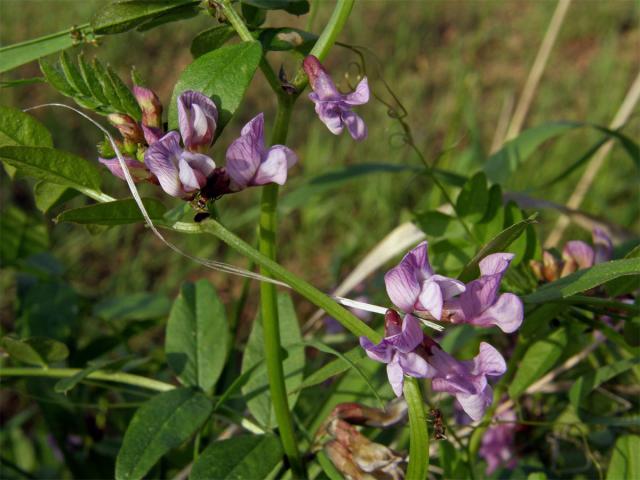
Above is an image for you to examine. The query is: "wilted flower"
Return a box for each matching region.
[145,131,215,198]
[303,55,369,141]
[133,85,163,129]
[479,406,518,474]
[424,339,506,421]
[359,310,433,397]
[98,156,154,182]
[443,253,523,333]
[226,113,297,190]
[178,90,218,152]
[107,113,144,145]
[385,241,465,320]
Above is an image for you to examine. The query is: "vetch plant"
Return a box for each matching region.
[1,1,639,480]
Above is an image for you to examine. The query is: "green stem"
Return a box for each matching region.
[0,367,174,392]
[258,98,305,478]
[404,378,429,480]
[292,0,356,89]
[201,218,380,342]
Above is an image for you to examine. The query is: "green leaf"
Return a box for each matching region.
[524,258,640,303]
[91,0,200,35]
[569,357,640,408]
[485,122,576,184]
[241,0,310,15]
[404,377,429,480]
[166,280,229,392]
[606,435,640,480]
[56,198,166,226]
[168,42,262,134]
[106,65,142,120]
[439,440,468,479]
[33,181,77,214]
[0,106,53,149]
[93,292,171,322]
[1,336,69,367]
[0,207,50,267]
[78,53,110,105]
[115,388,212,480]
[259,27,317,54]
[457,213,537,282]
[135,3,200,32]
[415,211,462,239]
[456,171,488,222]
[296,345,365,391]
[39,58,77,97]
[0,146,101,191]
[606,245,640,297]
[191,26,236,58]
[60,50,91,97]
[190,434,283,480]
[301,340,383,406]
[0,26,89,73]
[241,293,304,428]
[509,327,568,399]
[18,279,78,340]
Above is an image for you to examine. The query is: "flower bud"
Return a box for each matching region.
[542,250,560,282]
[133,86,163,129]
[108,113,144,144]
[177,90,218,152]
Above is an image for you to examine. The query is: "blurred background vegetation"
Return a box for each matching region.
[1,0,638,380]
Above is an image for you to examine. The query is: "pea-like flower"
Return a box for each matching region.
[145,131,215,198]
[177,90,218,152]
[384,241,466,320]
[479,406,518,474]
[98,156,154,183]
[425,340,506,421]
[133,85,163,129]
[225,113,297,190]
[443,253,523,333]
[359,310,433,397]
[303,55,369,141]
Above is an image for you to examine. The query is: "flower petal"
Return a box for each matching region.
[303,55,341,101]
[144,131,183,197]
[479,253,514,277]
[391,314,423,353]
[98,156,149,182]
[178,90,218,150]
[252,145,297,186]
[398,351,433,378]
[563,240,595,269]
[178,151,215,192]
[315,102,344,135]
[431,274,466,300]
[384,264,420,313]
[386,357,405,397]
[342,110,367,141]
[417,278,444,320]
[360,337,392,364]
[225,119,263,189]
[456,386,492,421]
[470,292,523,333]
[593,228,613,263]
[472,342,507,377]
[343,77,370,105]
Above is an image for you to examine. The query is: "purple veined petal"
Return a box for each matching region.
[470,292,524,333]
[391,314,423,353]
[386,356,405,397]
[315,102,345,135]
[343,77,370,105]
[178,151,215,192]
[593,228,613,263]
[456,386,492,421]
[563,240,595,269]
[403,241,433,279]
[144,131,184,197]
[431,274,466,300]
[142,125,163,145]
[303,55,341,101]
[472,342,507,377]
[398,351,433,378]
[252,145,297,186]
[225,133,261,190]
[416,278,444,320]
[360,337,393,364]
[98,156,149,181]
[342,110,367,141]
[384,264,421,313]
[479,253,515,277]
[178,90,218,150]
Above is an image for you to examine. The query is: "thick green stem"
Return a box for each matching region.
[404,378,429,480]
[258,99,306,477]
[0,367,174,392]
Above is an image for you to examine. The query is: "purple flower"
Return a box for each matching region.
[479,407,518,474]
[360,310,433,397]
[384,241,465,320]
[426,341,506,421]
[178,90,218,152]
[444,253,523,333]
[144,131,215,197]
[303,55,369,141]
[562,240,595,270]
[133,85,163,129]
[225,113,297,190]
[99,156,154,183]
[593,228,613,264]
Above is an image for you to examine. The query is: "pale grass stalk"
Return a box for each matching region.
[545,70,640,247]
[490,92,514,154]
[504,0,572,142]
